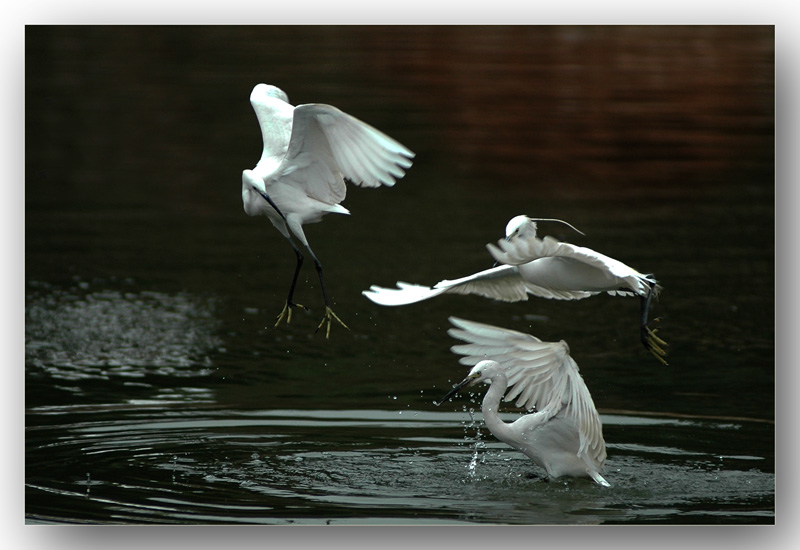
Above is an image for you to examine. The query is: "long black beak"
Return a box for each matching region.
[434,375,475,406]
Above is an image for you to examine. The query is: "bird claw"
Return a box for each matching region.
[275,301,307,328]
[315,306,350,339]
[641,319,669,365]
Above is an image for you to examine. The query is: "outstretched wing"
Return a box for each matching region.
[362,265,531,306]
[447,316,605,466]
[277,103,414,205]
[487,234,654,297]
[362,282,448,306]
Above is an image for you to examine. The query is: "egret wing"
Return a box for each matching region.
[305,104,415,188]
[362,282,448,306]
[363,265,532,306]
[277,104,414,205]
[488,234,655,297]
[447,316,605,467]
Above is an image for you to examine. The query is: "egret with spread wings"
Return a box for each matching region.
[363,215,667,363]
[437,317,610,486]
[242,84,414,337]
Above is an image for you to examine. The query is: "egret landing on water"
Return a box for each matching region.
[242,84,414,337]
[363,215,667,363]
[436,317,610,487]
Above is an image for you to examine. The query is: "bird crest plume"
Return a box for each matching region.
[517,216,586,237]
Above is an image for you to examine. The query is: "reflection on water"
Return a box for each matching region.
[25,26,774,524]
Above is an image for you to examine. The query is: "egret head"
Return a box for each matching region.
[505,215,537,240]
[250,83,290,104]
[505,215,585,239]
[435,360,503,406]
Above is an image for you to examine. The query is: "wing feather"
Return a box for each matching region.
[303,104,414,187]
[488,234,655,297]
[333,119,390,186]
[276,103,414,205]
[277,112,347,204]
[362,282,447,306]
[340,125,397,184]
[363,265,531,306]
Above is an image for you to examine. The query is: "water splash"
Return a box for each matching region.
[463,408,488,481]
[26,283,221,381]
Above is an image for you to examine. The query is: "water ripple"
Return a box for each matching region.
[25,407,774,525]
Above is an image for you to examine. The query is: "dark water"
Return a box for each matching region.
[25,26,774,524]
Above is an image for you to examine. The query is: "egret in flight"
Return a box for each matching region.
[363,215,667,363]
[242,84,414,337]
[437,317,610,486]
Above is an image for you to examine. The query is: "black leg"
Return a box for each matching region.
[283,237,304,306]
[312,255,330,308]
[640,282,668,365]
[640,282,655,331]
[254,186,348,337]
[274,238,310,327]
[254,187,309,327]
[306,249,350,338]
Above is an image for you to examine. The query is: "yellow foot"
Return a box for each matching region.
[642,319,669,365]
[275,301,307,328]
[315,306,350,339]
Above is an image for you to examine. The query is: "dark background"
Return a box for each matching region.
[25,25,775,524]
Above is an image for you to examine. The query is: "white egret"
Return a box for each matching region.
[437,317,610,487]
[363,215,667,363]
[242,84,415,337]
